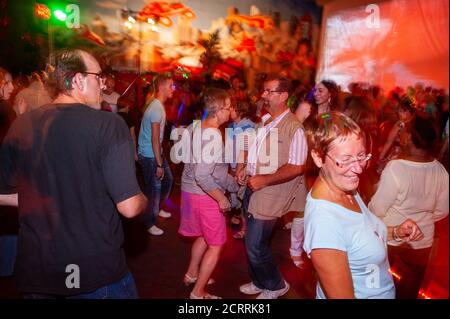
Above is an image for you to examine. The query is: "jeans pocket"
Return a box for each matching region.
[121,273,138,299]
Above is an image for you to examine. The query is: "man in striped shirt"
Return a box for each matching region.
[237,76,307,299]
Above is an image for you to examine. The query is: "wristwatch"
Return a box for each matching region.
[157,163,163,168]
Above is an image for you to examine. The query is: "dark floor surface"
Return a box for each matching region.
[0,185,316,299]
[2,183,447,299]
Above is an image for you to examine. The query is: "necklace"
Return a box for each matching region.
[320,175,356,206]
[318,103,330,115]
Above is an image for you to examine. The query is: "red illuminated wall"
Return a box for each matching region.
[316,0,449,92]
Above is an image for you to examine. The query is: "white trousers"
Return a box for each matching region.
[289,217,304,257]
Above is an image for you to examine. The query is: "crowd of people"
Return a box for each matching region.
[0,48,448,299]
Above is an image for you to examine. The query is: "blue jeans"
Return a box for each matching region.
[24,271,138,299]
[243,188,285,291]
[0,235,17,276]
[138,155,173,229]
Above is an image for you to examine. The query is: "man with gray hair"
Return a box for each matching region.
[237,76,308,299]
[0,49,147,298]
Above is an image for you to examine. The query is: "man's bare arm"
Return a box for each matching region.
[0,193,18,207]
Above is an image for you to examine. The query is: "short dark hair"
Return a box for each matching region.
[45,49,87,97]
[265,75,292,93]
[398,94,416,114]
[410,115,437,152]
[153,73,172,93]
[234,100,252,119]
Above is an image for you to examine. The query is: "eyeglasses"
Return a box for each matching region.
[81,71,106,81]
[261,89,284,95]
[326,153,372,169]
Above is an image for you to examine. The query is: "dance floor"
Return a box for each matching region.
[0,182,447,299]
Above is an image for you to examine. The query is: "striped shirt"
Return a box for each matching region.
[247,109,308,176]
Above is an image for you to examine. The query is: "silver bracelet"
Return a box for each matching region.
[393,226,403,242]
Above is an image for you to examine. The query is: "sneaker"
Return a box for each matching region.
[148,225,164,236]
[256,281,290,299]
[158,209,172,218]
[239,282,264,295]
[189,292,221,299]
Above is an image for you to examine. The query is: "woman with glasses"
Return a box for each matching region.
[369,115,448,299]
[303,112,423,299]
[179,88,238,299]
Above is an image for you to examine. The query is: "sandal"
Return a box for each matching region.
[283,222,293,230]
[233,230,245,239]
[190,292,222,299]
[183,274,215,286]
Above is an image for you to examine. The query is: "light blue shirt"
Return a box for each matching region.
[227,118,256,169]
[138,99,166,158]
[304,192,395,299]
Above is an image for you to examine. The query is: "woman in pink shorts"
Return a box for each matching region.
[179,88,239,299]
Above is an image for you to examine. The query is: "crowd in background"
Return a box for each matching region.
[0,54,449,299]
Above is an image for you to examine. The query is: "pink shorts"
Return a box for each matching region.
[179,191,227,246]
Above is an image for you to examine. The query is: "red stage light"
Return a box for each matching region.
[35,3,51,20]
[418,289,432,299]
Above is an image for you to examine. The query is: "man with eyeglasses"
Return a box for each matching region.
[0,49,147,298]
[236,76,308,299]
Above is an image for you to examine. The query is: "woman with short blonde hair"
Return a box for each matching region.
[304,112,423,299]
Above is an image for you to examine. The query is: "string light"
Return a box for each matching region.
[418,289,432,299]
[389,268,401,281]
[123,21,133,29]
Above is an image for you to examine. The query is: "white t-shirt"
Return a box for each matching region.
[369,159,449,249]
[102,91,120,113]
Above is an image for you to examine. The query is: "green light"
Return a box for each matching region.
[54,9,67,21]
[287,95,297,110]
[182,73,189,79]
